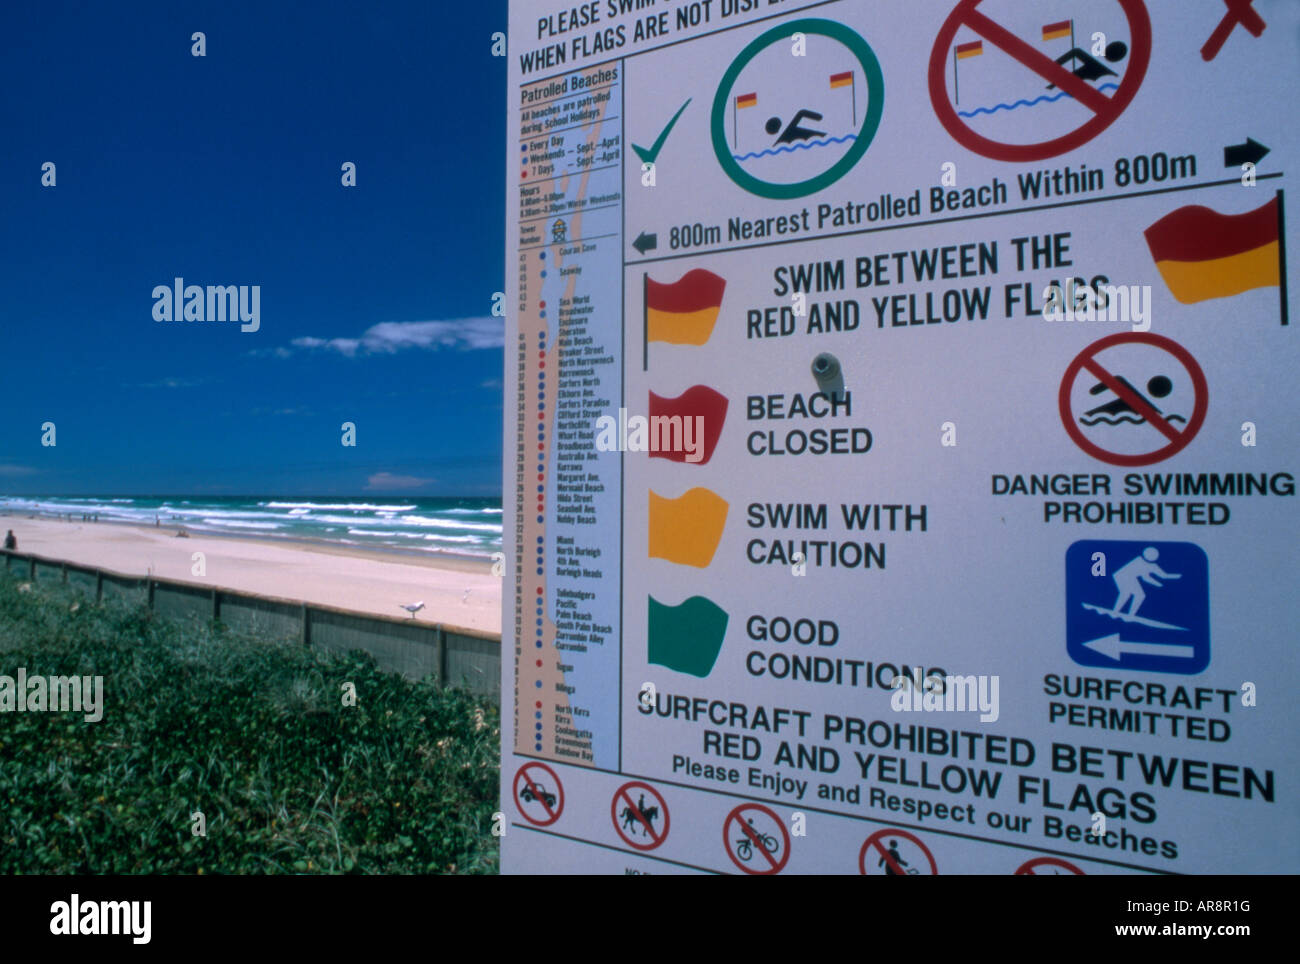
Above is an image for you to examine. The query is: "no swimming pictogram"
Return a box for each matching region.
[860,828,938,875]
[928,0,1151,162]
[513,762,565,827]
[722,802,790,874]
[610,780,670,851]
[1059,332,1208,467]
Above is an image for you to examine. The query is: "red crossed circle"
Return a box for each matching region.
[928,0,1151,162]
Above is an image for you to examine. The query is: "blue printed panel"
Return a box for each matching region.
[1065,540,1209,675]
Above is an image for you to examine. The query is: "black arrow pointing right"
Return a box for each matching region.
[632,231,657,255]
[1225,137,1269,168]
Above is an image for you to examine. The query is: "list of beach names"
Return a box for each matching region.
[515,64,622,766]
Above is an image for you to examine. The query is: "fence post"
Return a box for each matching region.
[62,562,67,584]
[212,589,220,621]
[301,604,311,646]
[147,579,155,609]
[30,558,36,580]
[436,625,448,688]
[96,571,103,602]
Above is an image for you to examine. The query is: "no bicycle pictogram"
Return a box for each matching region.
[513,762,564,827]
[610,781,670,851]
[723,802,790,874]
[1059,332,1208,467]
[1015,856,1086,875]
[928,0,1151,162]
[860,828,938,875]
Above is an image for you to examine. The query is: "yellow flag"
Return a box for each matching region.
[648,488,729,567]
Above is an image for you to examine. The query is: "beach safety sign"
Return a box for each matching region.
[860,828,939,876]
[928,0,1152,162]
[611,780,671,850]
[1015,855,1085,875]
[1066,540,1211,675]
[503,0,1299,875]
[723,802,791,875]
[1058,333,1208,466]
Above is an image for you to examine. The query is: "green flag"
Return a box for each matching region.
[648,595,729,677]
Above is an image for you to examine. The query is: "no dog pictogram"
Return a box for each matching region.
[723,803,790,874]
[611,781,670,851]
[1016,856,1086,875]
[860,828,938,875]
[928,0,1151,162]
[513,762,564,826]
[1059,332,1208,467]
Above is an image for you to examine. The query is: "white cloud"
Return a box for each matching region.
[278,318,503,358]
[140,376,207,389]
[0,464,38,477]
[251,406,312,417]
[366,472,433,490]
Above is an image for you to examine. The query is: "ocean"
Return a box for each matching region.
[0,495,503,559]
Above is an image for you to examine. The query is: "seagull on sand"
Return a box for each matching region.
[399,601,425,618]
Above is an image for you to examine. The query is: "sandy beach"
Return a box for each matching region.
[1,517,502,634]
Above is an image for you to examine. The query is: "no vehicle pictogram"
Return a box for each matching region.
[1059,332,1208,467]
[860,828,938,875]
[723,803,790,874]
[513,762,565,827]
[928,0,1151,162]
[611,781,670,851]
[1015,856,1086,875]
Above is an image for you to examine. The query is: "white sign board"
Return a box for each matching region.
[503,0,1298,874]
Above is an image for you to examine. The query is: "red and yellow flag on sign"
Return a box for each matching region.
[829,70,853,88]
[1042,20,1072,41]
[735,92,757,109]
[1143,195,1282,304]
[645,268,726,345]
[955,40,983,59]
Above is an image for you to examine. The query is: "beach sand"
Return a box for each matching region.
[1,517,502,634]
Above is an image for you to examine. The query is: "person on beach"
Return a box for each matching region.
[3,530,16,550]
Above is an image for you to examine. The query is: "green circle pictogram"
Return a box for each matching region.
[711,18,884,200]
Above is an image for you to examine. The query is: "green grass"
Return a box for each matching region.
[0,573,500,874]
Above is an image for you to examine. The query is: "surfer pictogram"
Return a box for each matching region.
[1081,546,1186,631]
[1065,539,1210,675]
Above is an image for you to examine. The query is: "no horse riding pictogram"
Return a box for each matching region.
[610,780,670,851]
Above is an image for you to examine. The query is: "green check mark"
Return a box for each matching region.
[632,98,691,165]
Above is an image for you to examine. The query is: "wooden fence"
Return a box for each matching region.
[0,549,501,701]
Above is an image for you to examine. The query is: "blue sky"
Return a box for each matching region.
[0,0,508,496]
